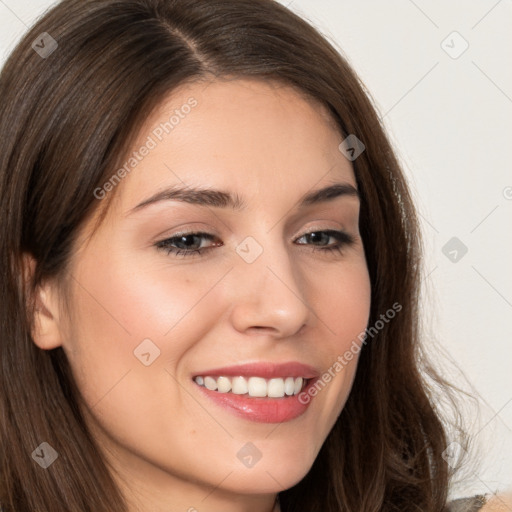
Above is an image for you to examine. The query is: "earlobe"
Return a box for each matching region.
[22,253,64,351]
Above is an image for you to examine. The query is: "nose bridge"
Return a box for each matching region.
[228,230,311,336]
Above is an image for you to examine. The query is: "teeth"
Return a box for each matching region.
[216,376,231,393]
[267,378,284,398]
[232,376,248,395]
[248,377,267,397]
[293,377,303,394]
[284,377,295,396]
[204,376,217,391]
[194,375,307,397]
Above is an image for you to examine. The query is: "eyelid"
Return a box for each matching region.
[150,222,215,242]
[292,222,346,238]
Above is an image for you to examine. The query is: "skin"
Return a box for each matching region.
[30,78,372,512]
[482,493,512,511]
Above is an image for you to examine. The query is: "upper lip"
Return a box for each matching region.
[192,362,320,380]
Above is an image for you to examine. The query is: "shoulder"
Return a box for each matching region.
[480,492,512,511]
[445,495,487,512]
[446,492,512,512]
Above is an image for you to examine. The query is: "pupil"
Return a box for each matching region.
[310,232,325,244]
[182,235,196,247]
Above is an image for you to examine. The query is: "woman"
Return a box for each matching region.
[0,0,508,511]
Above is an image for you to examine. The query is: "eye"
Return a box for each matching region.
[155,231,221,258]
[295,229,355,256]
[155,229,355,258]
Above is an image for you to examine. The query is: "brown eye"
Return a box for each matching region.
[155,232,220,257]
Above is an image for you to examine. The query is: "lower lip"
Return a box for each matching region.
[193,378,318,423]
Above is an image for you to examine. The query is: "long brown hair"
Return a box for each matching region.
[0,1,473,510]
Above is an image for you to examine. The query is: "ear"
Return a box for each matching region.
[22,253,64,350]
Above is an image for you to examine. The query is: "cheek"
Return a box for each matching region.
[309,258,371,349]
[62,254,225,467]
[69,248,223,340]
[302,259,370,428]
[63,250,225,409]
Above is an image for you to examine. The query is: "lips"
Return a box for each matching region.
[191,361,321,423]
[191,361,320,380]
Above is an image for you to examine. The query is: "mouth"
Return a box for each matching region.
[191,361,320,423]
[193,375,310,398]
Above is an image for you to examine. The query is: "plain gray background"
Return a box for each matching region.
[1,0,511,501]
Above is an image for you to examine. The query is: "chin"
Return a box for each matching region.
[222,446,318,494]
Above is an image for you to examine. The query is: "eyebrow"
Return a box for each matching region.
[128,182,359,215]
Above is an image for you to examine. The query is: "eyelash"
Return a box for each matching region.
[155,229,355,258]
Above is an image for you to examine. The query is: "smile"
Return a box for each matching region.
[193,375,308,398]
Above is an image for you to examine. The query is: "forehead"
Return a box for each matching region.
[109,77,356,214]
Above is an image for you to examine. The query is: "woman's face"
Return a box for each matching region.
[50,78,371,510]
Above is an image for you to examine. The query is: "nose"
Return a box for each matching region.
[227,234,311,338]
